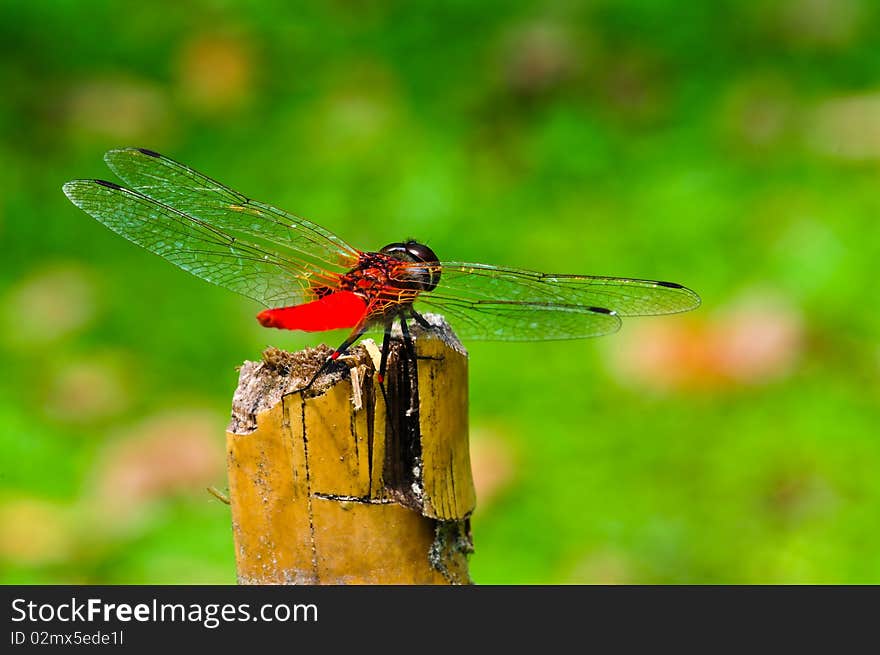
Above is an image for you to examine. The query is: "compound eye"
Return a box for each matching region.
[404,242,439,264]
[379,241,441,291]
[403,242,440,291]
[379,242,409,259]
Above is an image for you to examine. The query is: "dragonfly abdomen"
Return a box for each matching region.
[257,291,368,332]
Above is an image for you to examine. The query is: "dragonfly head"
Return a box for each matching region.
[380,240,441,292]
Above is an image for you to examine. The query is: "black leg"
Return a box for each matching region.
[397,313,422,421]
[377,320,393,384]
[399,313,417,363]
[292,324,367,395]
[403,312,440,362]
[410,309,432,330]
[330,325,368,362]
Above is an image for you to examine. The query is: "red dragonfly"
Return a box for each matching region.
[63,148,700,388]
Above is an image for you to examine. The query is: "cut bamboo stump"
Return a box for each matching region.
[226,315,475,584]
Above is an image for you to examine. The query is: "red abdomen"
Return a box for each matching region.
[257,291,368,331]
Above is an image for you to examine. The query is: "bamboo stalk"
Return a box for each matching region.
[226,315,475,584]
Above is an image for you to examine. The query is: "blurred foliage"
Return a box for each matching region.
[1,0,879,584]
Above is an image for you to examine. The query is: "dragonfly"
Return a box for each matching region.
[63,148,700,390]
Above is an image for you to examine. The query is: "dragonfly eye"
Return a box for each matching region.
[380,241,441,291]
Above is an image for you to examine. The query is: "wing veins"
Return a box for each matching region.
[63,179,334,307]
[105,148,359,269]
[409,262,699,316]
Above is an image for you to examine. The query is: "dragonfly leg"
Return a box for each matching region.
[397,313,422,419]
[405,310,442,362]
[330,324,369,361]
[377,321,394,385]
[399,313,417,363]
[292,324,368,395]
[410,309,432,330]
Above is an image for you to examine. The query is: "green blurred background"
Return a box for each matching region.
[2,0,879,584]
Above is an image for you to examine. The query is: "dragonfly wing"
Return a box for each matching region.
[103,147,359,273]
[428,263,700,315]
[404,261,699,341]
[416,297,622,341]
[63,179,336,308]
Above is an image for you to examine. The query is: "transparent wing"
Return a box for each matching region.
[416,298,623,341]
[103,147,360,273]
[63,179,341,308]
[406,261,700,341]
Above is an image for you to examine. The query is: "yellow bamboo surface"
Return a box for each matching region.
[226,317,475,584]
